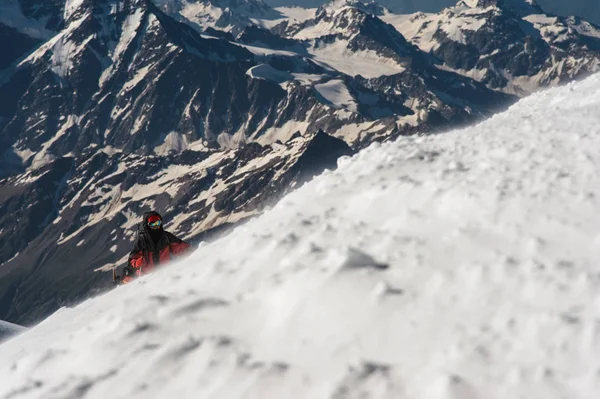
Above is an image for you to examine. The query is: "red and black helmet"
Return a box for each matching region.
[144,211,163,229]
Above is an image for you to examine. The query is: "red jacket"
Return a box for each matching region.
[124,225,190,283]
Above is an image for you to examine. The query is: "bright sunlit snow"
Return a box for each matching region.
[314,79,358,112]
[308,40,407,78]
[2,73,600,398]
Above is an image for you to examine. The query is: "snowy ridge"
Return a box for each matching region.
[2,69,600,397]
[0,320,26,343]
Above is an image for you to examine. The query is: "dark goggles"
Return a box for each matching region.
[148,219,162,229]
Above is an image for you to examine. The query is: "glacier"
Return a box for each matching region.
[1,71,600,398]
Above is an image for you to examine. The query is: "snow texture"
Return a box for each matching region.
[246,64,293,84]
[0,320,26,343]
[314,79,358,112]
[2,70,600,398]
[308,39,407,78]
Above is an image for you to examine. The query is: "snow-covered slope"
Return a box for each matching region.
[2,70,600,398]
[0,320,25,343]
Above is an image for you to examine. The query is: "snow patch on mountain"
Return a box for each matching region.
[64,0,86,22]
[247,64,293,84]
[320,0,390,17]
[525,13,600,43]
[440,12,487,44]
[253,6,317,29]
[180,1,225,29]
[31,115,80,170]
[0,320,25,343]
[99,8,146,87]
[18,12,89,68]
[314,79,358,112]
[308,40,406,78]
[155,132,190,155]
[50,27,94,78]
[381,12,439,52]
[255,120,310,145]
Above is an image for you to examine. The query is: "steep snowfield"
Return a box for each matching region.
[2,73,600,398]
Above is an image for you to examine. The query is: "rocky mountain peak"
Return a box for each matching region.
[388,0,600,95]
[459,0,543,15]
[317,0,390,19]
[153,0,282,35]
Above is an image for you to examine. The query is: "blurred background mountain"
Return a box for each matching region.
[264,0,600,25]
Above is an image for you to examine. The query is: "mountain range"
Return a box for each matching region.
[1,0,599,325]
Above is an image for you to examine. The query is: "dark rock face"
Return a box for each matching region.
[17,0,65,31]
[0,23,42,69]
[291,130,354,185]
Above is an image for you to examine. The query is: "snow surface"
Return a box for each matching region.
[308,39,406,78]
[255,120,309,145]
[246,64,293,84]
[0,320,25,343]
[64,0,86,22]
[384,8,489,50]
[154,131,190,155]
[314,79,358,112]
[99,8,146,88]
[3,73,600,398]
[382,12,442,53]
[254,6,317,29]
